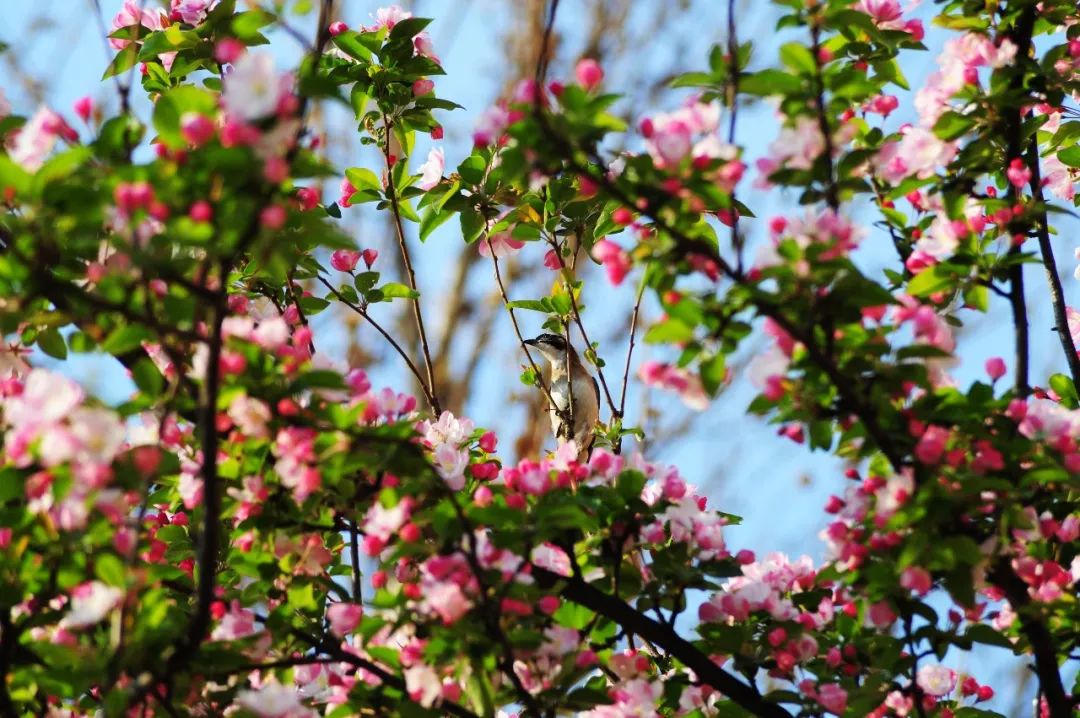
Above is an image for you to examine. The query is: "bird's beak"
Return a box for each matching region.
[523,338,538,347]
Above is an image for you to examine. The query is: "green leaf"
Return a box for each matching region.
[333,31,373,62]
[287,582,317,611]
[700,354,727,395]
[457,155,486,185]
[906,265,955,296]
[102,325,151,356]
[37,327,67,359]
[345,167,381,193]
[131,357,164,396]
[103,45,138,79]
[1057,145,1080,168]
[1049,373,1078,406]
[779,42,816,74]
[380,282,419,299]
[419,205,453,241]
[460,207,485,244]
[933,111,976,141]
[644,319,694,344]
[354,271,380,293]
[671,71,717,89]
[507,300,549,312]
[738,69,803,96]
[0,156,32,196]
[94,554,127,587]
[232,10,274,41]
[387,17,432,43]
[0,468,21,503]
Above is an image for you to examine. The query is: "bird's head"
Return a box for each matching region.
[524,333,570,365]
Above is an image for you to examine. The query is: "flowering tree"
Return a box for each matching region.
[0,0,1079,716]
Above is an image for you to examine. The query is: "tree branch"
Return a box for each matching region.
[533,568,794,718]
[988,561,1071,718]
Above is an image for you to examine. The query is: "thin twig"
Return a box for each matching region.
[808,22,838,212]
[317,275,440,412]
[482,233,560,411]
[547,231,618,416]
[1027,135,1080,387]
[381,113,441,415]
[618,272,647,419]
[349,520,362,603]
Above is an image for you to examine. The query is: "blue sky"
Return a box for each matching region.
[2,1,1077,711]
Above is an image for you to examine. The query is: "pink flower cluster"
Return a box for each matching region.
[915,33,1017,127]
[2,369,127,530]
[640,99,736,172]
[698,552,826,625]
[7,106,76,171]
[110,1,174,70]
[638,360,709,411]
[819,470,914,571]
[418,411,477,490]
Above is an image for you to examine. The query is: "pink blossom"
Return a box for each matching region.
[362,499,410,551]
[1043,155,1075,200]
[868,600,897,628]
[591,238,632,285]
[331,249,360,272]
[575,58,604,90]
[1006,158,1032,188]
[109,1,163,50]
[866,94,899,116]
[424,581,471,624]
[768,116,824,171]
[227,394,271,438]
[877,127,957,183]
[857,0,903,27]
[211,600,258,641]
[178,470,204,509]
[326,602,363,637]
[222,52,289,122]
[236,680,311,718]
[171,0,213,25]
[915,425,949,464]
[60,581,123,629]
[473,104,513,147]
[67,407,126,466]
[253,316,290,349]
[530,543,572,577]
[413,32,438,62]
[339,177,357,208]
[403,664,441,708]
[8,107,65,171]
[416,146,445,190]
[917,664,957,696]
[985,357,1006,381]
[817,684,848,715]
[372,5,412,31]
[479,232,525,258]
[638,360,709,410]
[73,96,93,123]
[900,566,933,596]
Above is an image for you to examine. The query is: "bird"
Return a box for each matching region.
[523,333,600,462]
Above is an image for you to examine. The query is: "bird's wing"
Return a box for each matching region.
[591,375,600,410]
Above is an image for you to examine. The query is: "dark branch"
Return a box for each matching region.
[533,568,794,718]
